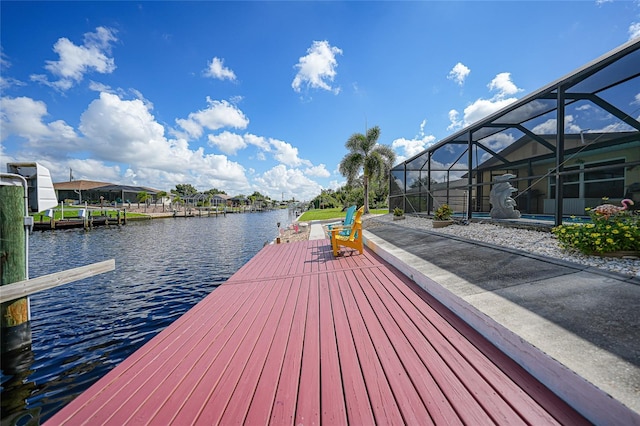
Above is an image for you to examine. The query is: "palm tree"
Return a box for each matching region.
[339,126,396,214]
[137,191,152,212]
[156,190,168,211]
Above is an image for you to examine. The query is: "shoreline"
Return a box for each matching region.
[121,210,640,278]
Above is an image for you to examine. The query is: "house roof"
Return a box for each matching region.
[54,180,160,194]
[54,180,113,190]
[211,194,232,200]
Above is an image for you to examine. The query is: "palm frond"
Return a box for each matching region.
[339,152,364,184]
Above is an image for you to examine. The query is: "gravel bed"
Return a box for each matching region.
[364,214,640,279]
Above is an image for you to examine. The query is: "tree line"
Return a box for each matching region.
[136,185,286,209]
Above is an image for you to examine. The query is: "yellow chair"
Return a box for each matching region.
[331,206,364,256]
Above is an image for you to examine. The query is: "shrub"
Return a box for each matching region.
[393,207,404,217]
[434,204,453,221]
[552,209,639,255]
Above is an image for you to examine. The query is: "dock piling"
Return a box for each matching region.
[0,182,32,357]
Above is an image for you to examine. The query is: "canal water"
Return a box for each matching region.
[1,209,294,425]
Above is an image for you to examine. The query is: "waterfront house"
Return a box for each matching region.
[389,39,640,225]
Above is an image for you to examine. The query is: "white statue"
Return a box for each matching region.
[490,174,521,219]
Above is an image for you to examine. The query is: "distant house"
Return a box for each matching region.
[54,180,160,205]
[211,194,232,208]
[230,196,249,207]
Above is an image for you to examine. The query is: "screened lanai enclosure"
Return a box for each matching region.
[389,39,640,226]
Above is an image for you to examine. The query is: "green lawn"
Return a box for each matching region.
[299,207,389,221]
[31,207,147,221]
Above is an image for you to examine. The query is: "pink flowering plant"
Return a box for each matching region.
[552,203,639,255]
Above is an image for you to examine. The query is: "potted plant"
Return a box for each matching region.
[433,204,454,228]
[393,207,405,220]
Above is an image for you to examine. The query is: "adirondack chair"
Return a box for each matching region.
[331,206,364,256]
[325,205,357,239]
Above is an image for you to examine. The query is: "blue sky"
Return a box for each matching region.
[2,1,639,201]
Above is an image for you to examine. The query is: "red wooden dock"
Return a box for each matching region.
[46,239,587,425]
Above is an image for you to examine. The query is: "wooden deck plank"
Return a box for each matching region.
[334,269,406,425]
[271,242,298,278]
[46,240,589,426]
[327,274,376,425]
[98,286,251,423]
[163,279,283,424]
[270,274,310,425]
[289,239,311,276]
[374,267,531,422]
[357,267,520,425]
[111,285,261,423]
[138,280,278,424]
[352,267,472,424]
[295,273,321,426]
[318,272,348,424]
[231,244,285,281]
[198,278,293,424]
[344,268,435,425]
[241,276,302,424]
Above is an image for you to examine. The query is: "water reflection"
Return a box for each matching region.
[0,209,293,424]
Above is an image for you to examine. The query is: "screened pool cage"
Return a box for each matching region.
[389,39,640,226]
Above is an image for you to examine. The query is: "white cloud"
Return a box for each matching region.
[270,138,312,167]
[0,96,78,152]
[292,40,342,94]
[462,97,518,126]
[79,92,166,164]
[391,135,436,164]
[204,57,237,81]
[488,72,522,98]
[76,92,251,192]
[253,165,323,200]
[531,115,582,135]
[630,22,640,40]
[327,179,345,191]
[0,47,10,69]
[0,75,25,91]
[244,133,271,151]
[208,130,246,155]
[447,62,470,86]
[31,26,117,91]
[174,97,249,139]
[205,131,277,156]
[447,110,462,131]
[88,80,112,93]
[68,158,122,182]
[0,50,25,91]
[448,72,523,130]
[304,164,330,177]
[476,132,516,157]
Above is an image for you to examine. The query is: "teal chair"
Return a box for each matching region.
[326,205,357,239]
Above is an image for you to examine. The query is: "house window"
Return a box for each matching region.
[549,158,625,199]
[549,165,580,199]
[583,159,625,198]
